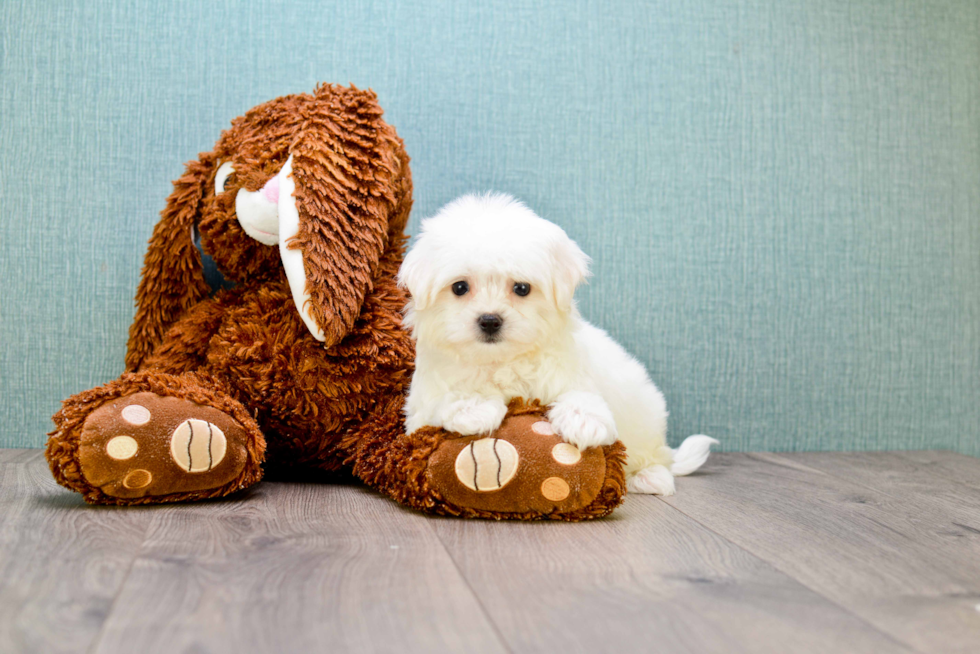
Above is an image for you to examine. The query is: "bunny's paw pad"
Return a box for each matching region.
[426,413,609,515]
[77,392,250,499]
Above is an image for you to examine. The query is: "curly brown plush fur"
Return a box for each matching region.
[45,84,626,520]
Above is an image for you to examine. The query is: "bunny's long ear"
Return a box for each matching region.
[125,157,212,371]
[280,84,403,346]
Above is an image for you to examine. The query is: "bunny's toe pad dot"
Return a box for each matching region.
[551,443,582,465]
[541,477,570,501]
[121,404,151,425]
[123,469,152,489]
[105,435,139,460]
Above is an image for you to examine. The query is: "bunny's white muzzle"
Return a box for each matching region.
[235,174,281,245]
[227,155,325,342]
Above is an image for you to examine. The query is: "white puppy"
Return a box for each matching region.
[398,193,716,495]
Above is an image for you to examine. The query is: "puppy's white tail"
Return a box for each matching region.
[671,435,719,476]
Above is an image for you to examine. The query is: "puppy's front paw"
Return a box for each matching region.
[547,392,618,449]
[442,397,508,436]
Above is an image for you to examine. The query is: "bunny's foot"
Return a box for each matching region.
[424,409,626,519]
[47,372,265,505]
[350,398,627,521]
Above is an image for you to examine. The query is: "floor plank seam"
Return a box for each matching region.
[653,495,923,654]
[427,522,515,654]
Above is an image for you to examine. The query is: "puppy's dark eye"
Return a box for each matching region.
[513,282,531,297]
[452,281,469,296]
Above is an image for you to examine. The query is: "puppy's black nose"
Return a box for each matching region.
[477,314,503,336]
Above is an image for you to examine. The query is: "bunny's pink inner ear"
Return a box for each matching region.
[277,155,325,341]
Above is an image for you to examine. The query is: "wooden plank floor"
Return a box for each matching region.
[2,450,978,654]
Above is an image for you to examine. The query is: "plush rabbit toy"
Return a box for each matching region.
[45,84,626,520]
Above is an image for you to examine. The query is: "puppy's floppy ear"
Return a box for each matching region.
[396,234,437,311]
[550,233,591,312]
[125,156,213,371]
[280,84,405,345]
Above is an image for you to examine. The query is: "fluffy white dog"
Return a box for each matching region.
[398,193,716,495]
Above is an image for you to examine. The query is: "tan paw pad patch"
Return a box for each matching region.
[551,443,582,465]
[531,420,554,435]
[106,435,138,460]
[170,419,227,473]
[123,469,153,489]
[121,404,151,425]
[454,438,519,491]
[541,477,570,501]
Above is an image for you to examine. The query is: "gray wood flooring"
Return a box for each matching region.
[1,449,978,654]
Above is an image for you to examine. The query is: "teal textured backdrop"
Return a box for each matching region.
[1,0,978,453]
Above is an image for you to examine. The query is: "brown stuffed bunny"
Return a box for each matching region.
[45,84,626,520]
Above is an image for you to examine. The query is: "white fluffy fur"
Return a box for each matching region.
[398,193,717,495]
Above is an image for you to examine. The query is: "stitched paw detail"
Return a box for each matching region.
[170,419,227,473]
[454,438,519,491]
[77,392,249,499]
[427,413,609,515]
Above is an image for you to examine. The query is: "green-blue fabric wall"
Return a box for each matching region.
[2,0,978,453]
